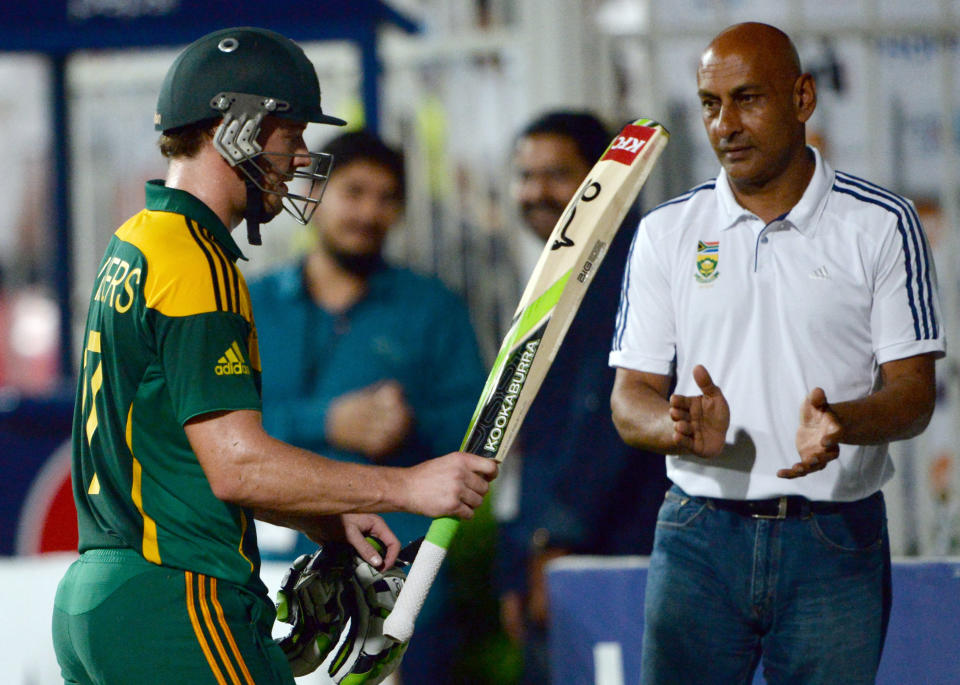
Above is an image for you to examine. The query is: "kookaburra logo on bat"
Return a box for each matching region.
[551,180,601,250]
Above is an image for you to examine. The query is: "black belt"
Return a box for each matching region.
[707,495,845,519]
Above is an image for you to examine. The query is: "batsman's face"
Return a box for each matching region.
[313,160,403,257]
[257,118,311,219]
[697,47,811,192]
[512,133,590,241]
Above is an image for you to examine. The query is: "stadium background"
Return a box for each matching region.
[1,0,959,682]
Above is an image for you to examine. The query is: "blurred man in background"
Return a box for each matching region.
[496,110,668,683]
[249,129,486,683]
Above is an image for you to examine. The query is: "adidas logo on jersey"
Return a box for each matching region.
[215,341,251,376]
[810,265,830,280]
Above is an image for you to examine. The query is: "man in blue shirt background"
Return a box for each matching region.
[249,129,486,684]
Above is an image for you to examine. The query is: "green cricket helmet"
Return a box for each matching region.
[155,27,346,243]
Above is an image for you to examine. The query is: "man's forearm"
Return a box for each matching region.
[610,368,678,454]
[826,354,937,446]
[612,398,678,454]
[253,509,348,544]
[223,438,406,516]
[186,409,409,518]
[830,375,935,445]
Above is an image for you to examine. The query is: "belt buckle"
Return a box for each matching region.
[752,496,788,519]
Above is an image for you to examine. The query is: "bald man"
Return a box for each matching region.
[610,23,943,683]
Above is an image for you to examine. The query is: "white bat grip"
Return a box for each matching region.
[384,539,448,642]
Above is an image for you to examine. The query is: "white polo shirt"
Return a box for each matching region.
[610,147,945,501]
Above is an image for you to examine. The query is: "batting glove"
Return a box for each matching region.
[329,554,409,685]
[275,546,354,676]
[275,538,414,682]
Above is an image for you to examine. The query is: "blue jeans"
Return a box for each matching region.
[641,485,891,685]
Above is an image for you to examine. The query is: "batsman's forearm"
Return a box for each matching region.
[251,509,344,542]
[221,438,410,516]
[186,409,411,517]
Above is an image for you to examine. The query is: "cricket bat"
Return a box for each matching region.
[383,118,669,642]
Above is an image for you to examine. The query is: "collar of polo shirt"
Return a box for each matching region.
[715,146,834,236]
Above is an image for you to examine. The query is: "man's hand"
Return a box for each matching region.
[340,514,401,571]
[326,381,414,460]
[669,365,729,458]
[302,513,402,571]
[780,387,841,479]
[401,452,498,519]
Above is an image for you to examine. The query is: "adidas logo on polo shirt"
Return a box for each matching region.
[215,341,251,376]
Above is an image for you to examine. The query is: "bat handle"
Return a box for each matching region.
[383,517,459,642]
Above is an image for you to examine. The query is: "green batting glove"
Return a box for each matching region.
[328,539,411,685]
[275,546,354,676]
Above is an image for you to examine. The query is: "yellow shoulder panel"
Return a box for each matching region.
[235,272,262,373]
[116,210,245,318]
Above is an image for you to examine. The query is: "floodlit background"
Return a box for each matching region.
[2,1,960,683]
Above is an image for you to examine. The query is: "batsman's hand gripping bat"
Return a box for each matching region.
[383,118,669,642]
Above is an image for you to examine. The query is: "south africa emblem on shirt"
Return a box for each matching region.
[695,240,719,283]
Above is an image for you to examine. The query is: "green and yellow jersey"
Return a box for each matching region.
[72,180,266,594]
